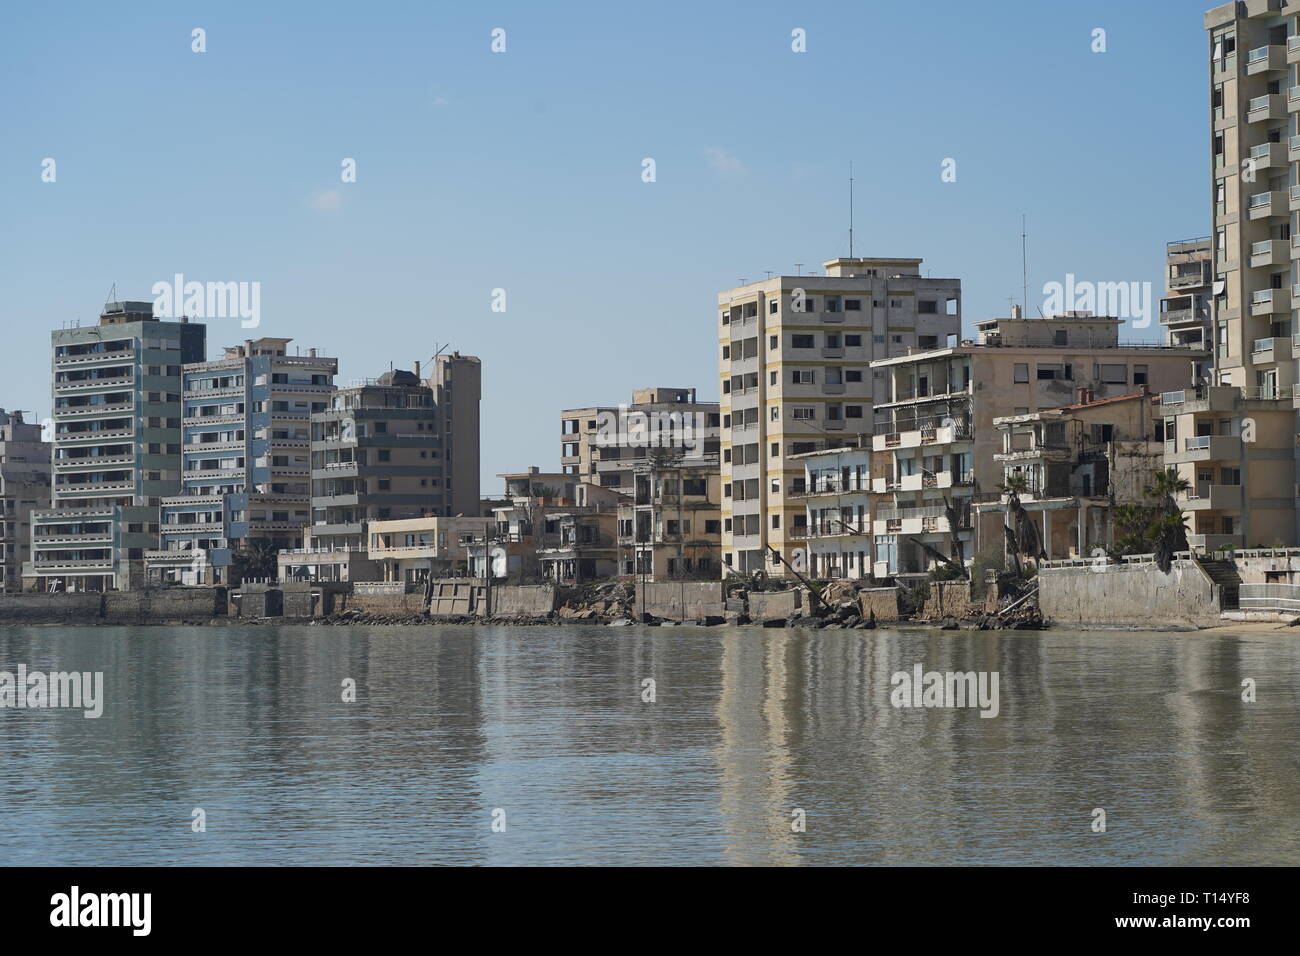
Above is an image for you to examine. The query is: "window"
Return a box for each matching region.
[769,335,778,349]
[771,514,781,529]
[769,300,778,313]
[845,369,862,383]
[791,334,815,348]
[918,300,938,314]
[770,406,779,421]
[1133,365,1149,386]
[1098,364,1127,384]
[770,442,779,457]
[845,405,864,418]
[1013,364,1029,383]
[845,334,862,346]
[844,299,862,311]
[792,369,815,384]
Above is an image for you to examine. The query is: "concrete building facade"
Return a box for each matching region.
[977,393,1167,560]
[790,443,873,581]
[561,387,720,492]
[0,410,51,592]
[26,301,206,591]
[717,256,961,577]
[870,313,1207,577]
[288,368,445,582]
[146,337,337,585]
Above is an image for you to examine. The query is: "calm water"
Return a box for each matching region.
[0,623,1297,866]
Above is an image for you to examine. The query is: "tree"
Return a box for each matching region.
[998,473,1045,573]
[233,539,280,583]
[1143,469,1191,572]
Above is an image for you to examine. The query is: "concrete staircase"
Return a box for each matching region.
[1197,558,1241,610]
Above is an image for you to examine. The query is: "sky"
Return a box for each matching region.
[1,0,1212,490]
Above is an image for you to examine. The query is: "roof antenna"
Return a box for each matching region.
[1021,214,1036,317]
[848,161,854,258]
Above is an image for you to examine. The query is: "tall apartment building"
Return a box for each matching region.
[26,302,206,592]
[1208,1,1300,400]
[0,409,50,592]
[1160,237,1215,357]
[561,387,721,491]
[430,352,482,514]
[717,256,961,576]
[282,365,462,582]
[145,337,337,585]
[870,312,1206,577]
[1179,1,1300,548]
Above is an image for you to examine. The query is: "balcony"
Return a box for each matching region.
[1250,287,1289,315]
[1246,93,1286,122]
[1187,533,1239,553]
[1253,336,1293,363]
[1166,434,1240,464]
[1248,141,1288,172]
[1248,190,1288,220]
[1290,86,1300,112]
[1160,305,1209,328]
[1180,485,1242,511]
[1168,260,1211,289]
[1247,44,1286,74]
[1250,238,1288,268]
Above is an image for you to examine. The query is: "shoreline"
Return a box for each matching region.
[7,615,1290,633]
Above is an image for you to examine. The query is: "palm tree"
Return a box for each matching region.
[233,538,280,583]
[998,473,1045,573]
[1143,469,1191,571]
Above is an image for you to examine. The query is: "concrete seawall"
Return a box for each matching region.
[1039,559,1222,628]
[0,588,228,624]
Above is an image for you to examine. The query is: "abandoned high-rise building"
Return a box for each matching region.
[717,257,961,576]
[26,301,206,592]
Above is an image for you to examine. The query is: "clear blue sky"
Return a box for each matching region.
[1,0,1211,489]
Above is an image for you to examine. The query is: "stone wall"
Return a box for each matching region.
[344,582,431,617]
[858,587,902,622]
[492,585,559,617]
[919,581,997,621]
[636,582,725,621]
[0,589,227,624]
[1039,559,1222,628]
[748,589,801,622]
[0,593,104,623]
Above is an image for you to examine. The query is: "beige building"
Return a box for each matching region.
[475,469,625,581]
[430,352,482,516]
[617,455,723,580]
[1174,1,1300,549]
[977,392,1166,560]
[1159,383,1295,549]
[1160,237,1215,356]
[0,410,50,592]
[718,256,961,577]
[561,387,720,492]
[870,312,1207,577]
[366,515,495,583]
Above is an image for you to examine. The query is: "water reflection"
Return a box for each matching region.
[0,625,1296,865]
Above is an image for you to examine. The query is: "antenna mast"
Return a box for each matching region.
[1021,214,1029,316]
[848,161,854,258]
